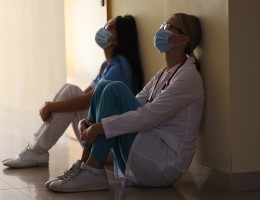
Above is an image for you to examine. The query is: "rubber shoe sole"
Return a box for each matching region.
[3,161,48,169]
[50,183,109,193]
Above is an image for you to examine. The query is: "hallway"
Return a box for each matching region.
[0,106,260,200]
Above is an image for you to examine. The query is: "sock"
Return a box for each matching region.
[81,162,105,175]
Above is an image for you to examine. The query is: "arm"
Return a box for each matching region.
[136,75,157,106]
[81,123,104,144]
[83,85,93,94]
[102,68,203,138]
[80,69,165,141]
[40,87,94,122]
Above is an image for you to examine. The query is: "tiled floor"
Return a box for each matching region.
[1,106,260,200]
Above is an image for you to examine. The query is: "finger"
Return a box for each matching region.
[81,130,88,139]
[80,127,87,133]
[81,134,86,141]
[87,122,92,127]
[47,115,53,123]
[40,114,46,122]
[78,119,86,131]
[82,121,89,127]
[82,119,92,126]
[79,119,86,125]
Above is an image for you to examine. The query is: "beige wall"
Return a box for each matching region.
[0,0,66,115]
[64,0,107,89]
[111,0,260,175]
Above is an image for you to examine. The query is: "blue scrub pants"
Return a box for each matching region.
[86,80,141,174]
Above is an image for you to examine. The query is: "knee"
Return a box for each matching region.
[93,81,130,103]
[60,84,83,98]
[91,80,113,102]
[95,80,129,96]
[65,84,81,91]
[104,81,130,95]
[95,80,113,92]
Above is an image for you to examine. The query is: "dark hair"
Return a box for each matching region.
[113,15,144,95]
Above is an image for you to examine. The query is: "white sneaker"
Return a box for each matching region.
[3,145,49,168]
[45,160,82,188]
[49,162,109,192]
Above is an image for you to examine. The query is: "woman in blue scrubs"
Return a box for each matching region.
[3,15,144,169]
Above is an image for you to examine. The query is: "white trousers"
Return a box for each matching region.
[32,84,88,151]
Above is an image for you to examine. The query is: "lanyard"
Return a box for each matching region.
[146,59,187,103]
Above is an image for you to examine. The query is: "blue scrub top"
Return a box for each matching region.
[91,54,134,92]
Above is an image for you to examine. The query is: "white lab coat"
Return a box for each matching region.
[102,57,205,187]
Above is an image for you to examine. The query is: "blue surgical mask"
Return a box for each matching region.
[95,28,112,49]
[154,29,173,53]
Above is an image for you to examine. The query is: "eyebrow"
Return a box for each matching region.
[163,23,186,35]
[171,24,185,35]
[104,23,116,29]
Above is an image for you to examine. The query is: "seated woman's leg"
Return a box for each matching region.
[111,133,137,174]
[33,84,87,150]
[86,81,141,172]
[49,81,141,192]
[3,84,87,169]
[88,80,141,123]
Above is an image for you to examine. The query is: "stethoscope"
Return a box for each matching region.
[146,59,187,103]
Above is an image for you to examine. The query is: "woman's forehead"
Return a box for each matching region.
[165,15,176,24]
[107,18,116,25]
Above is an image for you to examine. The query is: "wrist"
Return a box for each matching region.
[46,101,55,112]
[96,123,104,136]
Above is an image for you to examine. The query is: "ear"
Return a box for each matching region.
[180,35,189,46]
[108,35,118,45]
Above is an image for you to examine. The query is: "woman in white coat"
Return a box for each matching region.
[48,12,205,192]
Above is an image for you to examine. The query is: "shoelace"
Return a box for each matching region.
[61,165,80,179]
[53,164,78,180]
[62,167,82,181]
[18,144,31,157]
[61,167,93,184]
